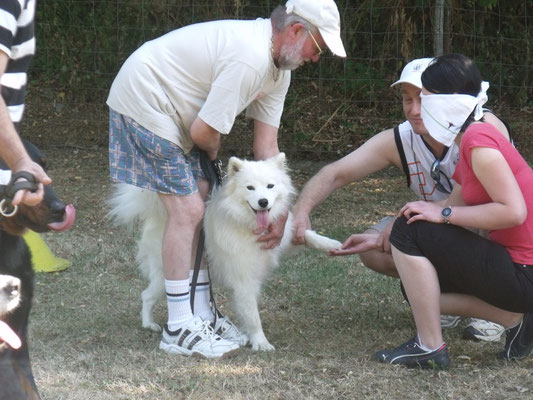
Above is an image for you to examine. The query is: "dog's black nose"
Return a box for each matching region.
[258,198,268,209]
[49,199,66,218]
[2,279,20,299]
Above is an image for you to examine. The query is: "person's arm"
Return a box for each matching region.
[292,128,402,244]
[0,51,50,206]
[252,120,279,160]
[400,147,526,229]
[251,120,286,249]
[190,116,221,160]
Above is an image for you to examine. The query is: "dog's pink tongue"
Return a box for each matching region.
[48,204,76,232]
[0,320,21,349]
[256,210,269,231]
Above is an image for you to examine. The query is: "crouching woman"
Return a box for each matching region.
[377,53,533,370]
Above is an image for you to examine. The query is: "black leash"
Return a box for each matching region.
[0,171,38,218]
[190,150,224,320]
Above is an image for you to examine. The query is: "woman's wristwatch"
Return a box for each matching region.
[441,206,453,224]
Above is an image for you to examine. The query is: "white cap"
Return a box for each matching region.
[285,0,346,58]
[390,57,434,89]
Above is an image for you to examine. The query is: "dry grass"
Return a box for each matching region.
[27,147,533,400]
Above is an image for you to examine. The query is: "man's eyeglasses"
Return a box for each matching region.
[307,30,323,56]
[430,159,453,194]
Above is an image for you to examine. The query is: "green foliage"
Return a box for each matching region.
[466,0,499,9]
[31,0,531,108]
[342,60,387,102]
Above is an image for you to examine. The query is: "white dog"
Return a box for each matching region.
[108,153,341,351]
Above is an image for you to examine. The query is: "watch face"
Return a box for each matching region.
[442,207,452,217]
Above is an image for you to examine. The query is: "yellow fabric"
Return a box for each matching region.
[23,230,70,272]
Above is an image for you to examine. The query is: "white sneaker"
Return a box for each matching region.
[213,316,248,346]
[462,318,505,342]
[159,317,240,358]
[440,315,462,329]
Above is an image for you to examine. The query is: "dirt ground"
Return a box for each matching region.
[24,144,533,400]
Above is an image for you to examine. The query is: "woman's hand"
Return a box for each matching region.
[399,201,444,224]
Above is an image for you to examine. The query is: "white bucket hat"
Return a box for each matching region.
[390,57,434,89]
[285,0,346,57]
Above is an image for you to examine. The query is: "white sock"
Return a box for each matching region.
[165,279,193,330]
[189,269,214,322]
[417,334,445,352]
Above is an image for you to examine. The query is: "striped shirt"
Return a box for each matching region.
[0,0,35,125]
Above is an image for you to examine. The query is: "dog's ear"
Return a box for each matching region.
[227,157,243,177]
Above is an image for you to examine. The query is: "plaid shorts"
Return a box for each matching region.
[108,109,205,195]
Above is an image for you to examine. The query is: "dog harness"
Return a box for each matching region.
[0,171,38,217]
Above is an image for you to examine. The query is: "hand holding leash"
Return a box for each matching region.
[10,159,51,206]
[0,171,40,217]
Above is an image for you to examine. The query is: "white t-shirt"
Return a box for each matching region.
[395,120,459,202]
[107,18,291,153]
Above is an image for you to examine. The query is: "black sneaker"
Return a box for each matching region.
[497,312,533,361]
[376,337,450,370]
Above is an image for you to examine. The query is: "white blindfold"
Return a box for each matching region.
[420,81,489,147]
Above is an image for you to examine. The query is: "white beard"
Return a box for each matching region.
[277,36,306,70]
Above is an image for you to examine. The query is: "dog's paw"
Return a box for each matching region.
[304,230,342,252]
[143,322,162,333]
[251,340,275,352]
[249,333,275,351]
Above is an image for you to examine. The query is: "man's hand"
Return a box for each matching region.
[329,233,382,256]
[11,159,51,206]
[256,212,288,249]
[291,209,311,245]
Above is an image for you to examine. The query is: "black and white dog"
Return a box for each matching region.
[0,139,75,400]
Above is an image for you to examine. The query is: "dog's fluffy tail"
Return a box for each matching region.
[107,183,165,227]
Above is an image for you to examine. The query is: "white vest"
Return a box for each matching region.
[394,121,459,202]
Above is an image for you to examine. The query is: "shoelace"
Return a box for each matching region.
[196,319,216,339]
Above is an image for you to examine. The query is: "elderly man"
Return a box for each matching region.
[292,57,509,343]
[107,0,346,358]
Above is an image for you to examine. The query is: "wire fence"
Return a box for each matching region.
[23,0,532,160]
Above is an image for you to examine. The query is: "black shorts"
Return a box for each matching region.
[390,216,533,313]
